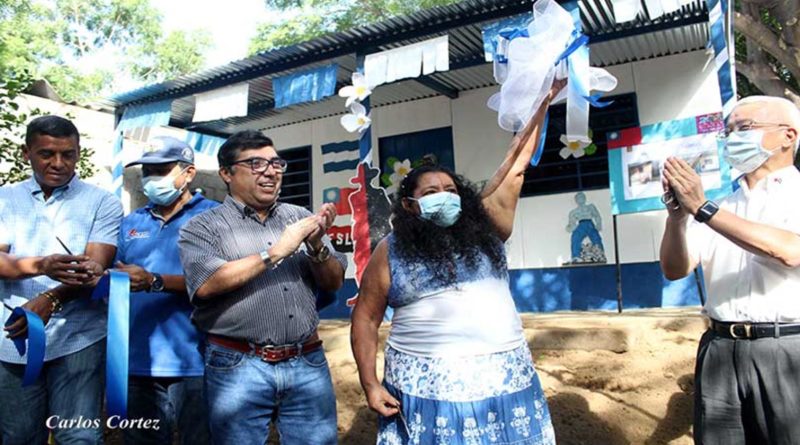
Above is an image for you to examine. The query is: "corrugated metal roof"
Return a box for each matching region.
[104,0,709,136]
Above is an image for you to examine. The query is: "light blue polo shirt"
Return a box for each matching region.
[0,175,123,363]
[117,193,218,377]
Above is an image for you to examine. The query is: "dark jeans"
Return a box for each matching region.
[0,339,105,445]
[203,342,337,445]
[694,329,800,445]
[124,375,211,445]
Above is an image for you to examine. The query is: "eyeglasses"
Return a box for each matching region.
[718,120,791,139]
[228,157,288,173]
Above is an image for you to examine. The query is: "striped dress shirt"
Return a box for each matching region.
[178,195,346,345]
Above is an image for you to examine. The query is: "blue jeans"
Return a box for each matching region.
[124,376,211,445]
[203,342,337,445]
[571,219,605,258]
[0,339,105,445]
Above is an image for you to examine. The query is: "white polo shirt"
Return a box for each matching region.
[687,166,800,323]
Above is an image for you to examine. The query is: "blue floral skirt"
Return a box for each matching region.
[377,344,556,445]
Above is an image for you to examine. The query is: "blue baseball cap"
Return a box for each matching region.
[126,136,195,167]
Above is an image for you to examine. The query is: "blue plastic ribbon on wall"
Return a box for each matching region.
[92,271,130,418]
[3,308,46,386]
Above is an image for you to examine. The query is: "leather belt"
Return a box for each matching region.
[710,320,800,340]
[207,333,323,363]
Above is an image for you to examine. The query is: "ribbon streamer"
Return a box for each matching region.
[92,271,130,419]
[706,0,736,117]
[3,308,46,386]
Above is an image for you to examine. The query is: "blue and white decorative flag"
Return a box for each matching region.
[706,0,737,117]
[192,83,249,122]
[363,35,449,87]
[113,100,172,196]
[184,131,226,157]
[273,64,338,108]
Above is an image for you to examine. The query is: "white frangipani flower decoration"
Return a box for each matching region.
[338,72,372,107]
[559,134,591,159]
[385,158,412,195]
[340,102,371,134]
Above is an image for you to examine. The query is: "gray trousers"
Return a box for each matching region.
[694,329,800,445]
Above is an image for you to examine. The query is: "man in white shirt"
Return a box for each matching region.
[660,95,800,445]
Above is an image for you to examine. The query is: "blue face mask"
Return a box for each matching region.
[723,130,779,174]
[142,168,187,206]
[412,191,462,227]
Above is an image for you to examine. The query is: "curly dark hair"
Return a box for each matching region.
[391,164,507,283]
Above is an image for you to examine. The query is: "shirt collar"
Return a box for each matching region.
[737,165,800,195]
[223,195,279,221]
[27,174,79,199]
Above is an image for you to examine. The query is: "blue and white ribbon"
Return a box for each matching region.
[92,271,131,418]
[3,308,46,386]
[706,0,737,117]
[487,0,617,148]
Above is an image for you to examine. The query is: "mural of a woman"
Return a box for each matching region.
[350,79,566,445]
[566,192,606,264]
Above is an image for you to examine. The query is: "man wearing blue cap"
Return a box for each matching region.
[115,136,216,445]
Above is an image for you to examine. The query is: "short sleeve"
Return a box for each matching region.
[686,218,712,264]
[89,193,123,246]
[178,217,227,301]
[114,217,129,263]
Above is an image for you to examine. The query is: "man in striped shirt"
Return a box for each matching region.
[178,130,346,445]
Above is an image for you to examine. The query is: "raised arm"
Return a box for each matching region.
[481,79,567,241]
[350,238,399,417]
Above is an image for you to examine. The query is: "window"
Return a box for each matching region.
[520,93,639,197]
[278,145,312,210]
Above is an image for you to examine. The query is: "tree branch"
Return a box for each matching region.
[737,62,800,106]
[735,11,800,80]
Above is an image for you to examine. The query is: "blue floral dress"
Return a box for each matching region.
[377,235,556,445]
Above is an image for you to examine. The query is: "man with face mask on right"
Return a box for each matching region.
[115,136,217,444]
[660,96,800,445]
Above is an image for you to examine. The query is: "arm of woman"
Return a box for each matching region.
[481,79,567,241]
[350,238,400,417]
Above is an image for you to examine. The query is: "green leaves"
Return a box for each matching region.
[250,0,461,54]
[0,0,211,103]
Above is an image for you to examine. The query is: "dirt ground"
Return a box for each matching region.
[328,307,707,445]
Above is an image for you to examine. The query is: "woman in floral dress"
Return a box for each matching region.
[350,80,565,445]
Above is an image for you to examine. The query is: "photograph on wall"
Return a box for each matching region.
[607,113,733,215]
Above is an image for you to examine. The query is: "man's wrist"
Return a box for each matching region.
[41,291,63,314]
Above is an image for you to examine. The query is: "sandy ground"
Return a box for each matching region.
[328,307,707,445]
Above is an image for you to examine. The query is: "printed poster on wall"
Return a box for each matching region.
[607,113,734,215]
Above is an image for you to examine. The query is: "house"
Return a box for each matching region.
[103,0,721,317]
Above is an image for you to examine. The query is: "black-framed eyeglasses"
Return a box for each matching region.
[718,120,791,139]
[228,157,288,173]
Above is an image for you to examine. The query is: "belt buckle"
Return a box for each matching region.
[729,323,752,339]
[259,344,301,363]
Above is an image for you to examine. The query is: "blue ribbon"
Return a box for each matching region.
[584,93,614,108]
[556,33,589,64]
[532,112,549,167]
[92,271,130,419]
[3,307,46,386]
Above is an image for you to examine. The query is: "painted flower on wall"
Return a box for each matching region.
[338,72,372,107]
[340,102,371,134]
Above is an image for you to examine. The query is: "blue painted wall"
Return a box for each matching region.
[318,261,703,319]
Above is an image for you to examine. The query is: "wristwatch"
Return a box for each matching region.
[150,273,165,292]
[260,250,281,270]
[305,244,332,264]
[694,200,720,223]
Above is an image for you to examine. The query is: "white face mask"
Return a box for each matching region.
[723,130,780,174]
